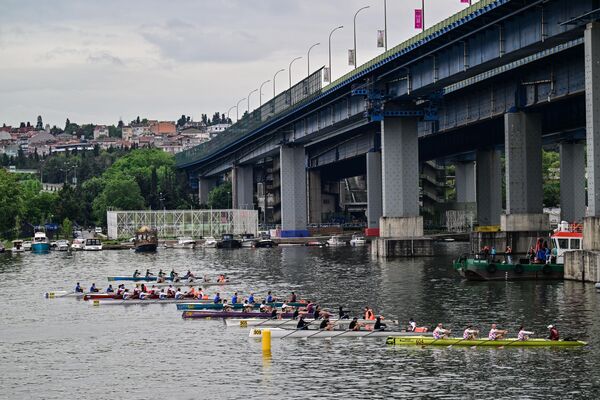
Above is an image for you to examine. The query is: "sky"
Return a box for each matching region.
[0,0,469,128]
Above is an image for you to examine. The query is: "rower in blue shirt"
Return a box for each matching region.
[213,292,221,304]
[266,291,273,303]
[106,284,114,293]
[133,269,141,278]
[74,282,83,293]
[89,283,99,293]
[248,293,255,304]
[231,292,238,304]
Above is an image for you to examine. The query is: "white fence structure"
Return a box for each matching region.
[107,209,258,240]
[445,210,476,232]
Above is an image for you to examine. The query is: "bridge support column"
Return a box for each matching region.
[476,150,502,226]
[232,165,254,209]
[560,142,586,223]
[308,169,322,224]
[455,161,476,203]
[198,178,216,205]
[501,111,548,254]
[373,117,432,257]
[279,146,309,237]
[366,150,382,231]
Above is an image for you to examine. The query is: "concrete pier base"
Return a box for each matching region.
[583,217,600,250]
[371,237,434,257]
[564,251,600,282]
[379,216,423,238]
[501,213,549,232]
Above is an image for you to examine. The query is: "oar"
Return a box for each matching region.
[421,336,445,349]
[278,320,322,339]
[303,319,343,339]
[447,336,471,348]
[497,338,522,349]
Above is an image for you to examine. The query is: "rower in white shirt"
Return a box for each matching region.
[517,325,534,341]
[433,323,450,339]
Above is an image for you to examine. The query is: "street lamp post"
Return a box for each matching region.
[236,97,246,121]
[384,0,388,51]
[353,6,370,69]
[288,57,302,89]
[328,26,343,82]
[247,89,258,113]
[259,79,270,106]
[307,43,320,77]
[273,69,285,99]
[227,105,236,121]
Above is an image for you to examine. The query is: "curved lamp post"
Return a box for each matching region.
[236,97,246,121]
[328,26,343,82]
[259,79,270,106]
[307,43,320,77]
[288,56,302,89]
[247,89,258,113]
[353,6,370,69]
[273,69,285,99]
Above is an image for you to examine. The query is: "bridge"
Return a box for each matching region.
[176,0,600,259]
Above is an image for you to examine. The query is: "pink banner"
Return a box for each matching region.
[460,0,470,3]
[414,9,423,30]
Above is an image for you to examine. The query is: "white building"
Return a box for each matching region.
[93,125,109,139]
[207,123,231,137]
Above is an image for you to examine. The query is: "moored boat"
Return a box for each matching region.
[134,226,158,252]
[453,255,563,281]
[385,336,586,347]
[172,237,196,249]
[304,240,328,247]
[84,238,102,251]
[248,328,418,339]
[350,234,366,246]
[22,240,32,251]
[240,233,256,248]
[71,238,85,250]
[551,221,583,264]
[216,233,241,249]
[176,301,308,311]
[253,237,276,248]
[11,240,25,253]
[55,240,70,251]
[327,235,347,247]
[0,243,4,253]
[31,231,50,254]
[203,237,218,248]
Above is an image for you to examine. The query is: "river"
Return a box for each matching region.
[1,243,599,399]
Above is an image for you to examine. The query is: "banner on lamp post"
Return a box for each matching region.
[348,49,355,66]
[460,0,471,3]
[377,30,385,48]
[414,9,423,30]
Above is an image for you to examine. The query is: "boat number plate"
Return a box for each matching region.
[240,320,248,328]
[415,339,424,345]
[253,329,262,335]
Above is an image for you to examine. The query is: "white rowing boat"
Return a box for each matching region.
[88,298,212,306]
[150,281,233,288]
[248,327,419,339]
[225,318,396,328]
[45,290,85,298]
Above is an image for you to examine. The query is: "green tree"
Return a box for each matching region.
[61,217,73,239]
[0,170,23,238]
[93,176,145,225]
[36,115,43,130]
[208,181,232,209]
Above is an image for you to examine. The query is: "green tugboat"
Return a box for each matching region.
[453,254,563,281]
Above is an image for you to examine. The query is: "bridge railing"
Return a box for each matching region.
[176,68,323,168]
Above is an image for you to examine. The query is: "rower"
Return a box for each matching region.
[306,302,314,314]
[488,323,508,340]
[174,288,184,300]
[463,325,479,340]
[248,293,255,304]
[297,316,309,330]
[139,290,149,300]
[433,323,450,339]
[170,269,178,282]
[217,274,227,283]
[106,284,114,293]
[183,270,195,281]
[517,325,534,341]
[364,307,375,321]
[374,316,387,331]
[548,325,560,341]
[313,305,321,320]
[231,292,238,304]
[259,301,267,313]
[338,306,350,320]
[166,285,175,297]
[145,269,153,278]
[187,286,196,298]
[140,283,148,293]
[196,288,204,299]
[348,317,362,331]
[158,269,165,277]
[213,292,221,304]
[242,300,253,312]
[266,291,273,303]
[292,307,299,320]
[122,289,132,300]
[116,284,124,296]
[222,300,232,311]
[89,283,99,293]
[158,289,167,300]
[319,316,333,331]
[74,282,83,293]
[133,269,141,278]
[289,291,297,303]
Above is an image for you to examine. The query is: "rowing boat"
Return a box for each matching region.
[83,293,212,301]
[248,328,418,339]
[88,299,214,306]
[176,301,307,311]
[151,281,232,288]
[385,336,587,347]
[182,310,297,319]
[224,318,395,328]
[45,291,85,298]
[107,276,231,284]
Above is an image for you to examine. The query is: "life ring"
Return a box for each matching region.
[514,264,524,274]
[542,265,551,274]
[486,264,497,274]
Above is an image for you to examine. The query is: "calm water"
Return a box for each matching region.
[1,243,599,399]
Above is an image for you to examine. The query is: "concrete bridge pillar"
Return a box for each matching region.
[280,146,309,237]
[455,161,476,203]
[476,150,502,226]
[560,142,586,223]
[380,117,422,237]
[198,177,216,205]
[501,111,548,232]
[366,150,382,229]
[232,165,254,209]
[308,169,322,224]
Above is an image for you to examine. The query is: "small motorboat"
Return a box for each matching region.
[304,240,328,248]
[172,237,196,249]
[254,237,276,248]
[11,240,24,253]
[203,237,218,248]
[134,226,158,252]
[327,235,347,247]
[22,240,32,251]
[84,238,103,251]
[240,233,256,248]
[71,238,85,250]
[216,233,241,249]
[350,234,366,246]
[31,231,50,254]
[56,240,70,251]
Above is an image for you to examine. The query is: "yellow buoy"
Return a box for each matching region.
[261,329,271,352]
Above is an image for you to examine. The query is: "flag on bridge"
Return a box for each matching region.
[414,9,423,30]
[348,49,355,66]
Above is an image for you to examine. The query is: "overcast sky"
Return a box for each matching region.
[0,0,468,128]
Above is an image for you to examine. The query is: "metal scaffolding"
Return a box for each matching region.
[107,209,258,240]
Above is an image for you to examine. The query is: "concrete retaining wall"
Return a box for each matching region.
[564,250,600,282]
[371,237,433,257]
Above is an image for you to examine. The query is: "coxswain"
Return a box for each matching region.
[89,283,99,293]
[174,288,184,300]
[548,325,560,341]
[289,292,297,303]
[248,293,255,304]
[187,286,196,298]
[133,269,141,278]
[364,307,375,321]
[74,282,83,293]
[408,318,417,332]
[196,288,204,299]
[297,316,309,330]
[517,325,534,341]
[463,325,479,340]
[145,269,154,278]
[106,284,114,293]
[348,317,361,331]
[213,292,221,304]
[266,291,274,303]
[338,306,350,320]
[292,307,299,320]
[319,316,333,331]
[374,316,387,331]
[488,323,508,340]
[433,323,450,339]
[231,292,238,304]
